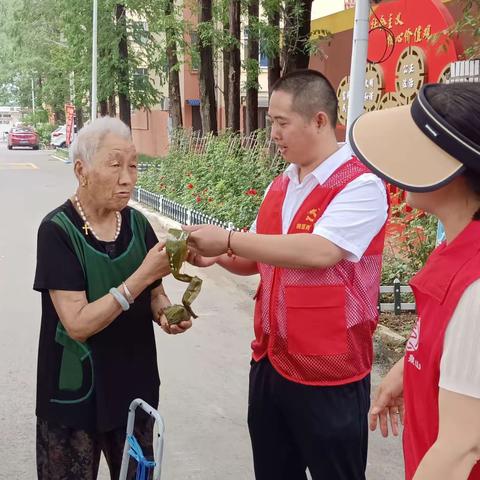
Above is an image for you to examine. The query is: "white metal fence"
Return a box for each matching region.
[133,186,237,230]
[379,279,415,314]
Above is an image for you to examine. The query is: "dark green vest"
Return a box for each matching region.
[49,209,148,404]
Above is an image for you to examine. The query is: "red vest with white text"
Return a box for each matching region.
[404,221,480,479]
[253,157,387,385]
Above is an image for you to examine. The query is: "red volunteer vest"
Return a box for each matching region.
[404,221,480,479]
[253,157,387,385]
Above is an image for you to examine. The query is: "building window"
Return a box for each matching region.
[244,29,268,69]
[133,68,149,92]
[259,51,268,68]
[132,21,149,45]
[190,33,200,71]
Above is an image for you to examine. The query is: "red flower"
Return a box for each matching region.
[196,196,202,203]
[187,183,194,189]
[246,188,258,196]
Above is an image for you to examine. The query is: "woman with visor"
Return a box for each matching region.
[350,82,480,479]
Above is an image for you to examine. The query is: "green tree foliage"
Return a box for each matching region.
[0,0,170,121]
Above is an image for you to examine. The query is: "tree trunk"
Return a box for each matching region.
[245,0,259,134]
[76,107,84,130]
[116,4,131,128]
[267,9,281,98]
[198,0,218,134]
[282,0,313,75]
[227,0,241,132]
[165,0,183,130]
[295,0,313,69]
[100,100,109,116]
[223,18,230,128]
[108,95,116,117]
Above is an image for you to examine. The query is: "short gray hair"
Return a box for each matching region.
[70,116,132,165]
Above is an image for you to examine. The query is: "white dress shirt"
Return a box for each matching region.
[250,143,388,262]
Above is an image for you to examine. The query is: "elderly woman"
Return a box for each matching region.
[33,116,191,479]
[351,83,480,479]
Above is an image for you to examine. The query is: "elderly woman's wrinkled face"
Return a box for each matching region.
[84,133,138,211]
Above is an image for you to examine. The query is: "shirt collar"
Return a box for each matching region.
[284,143,354,186]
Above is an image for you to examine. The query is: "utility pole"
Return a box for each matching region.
[31,77,36,124]
[91,0,98,120]
[346,0,371,133]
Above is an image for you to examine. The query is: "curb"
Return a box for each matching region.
[375,324,406,348]
[374,324,407,369]
[51,154,71,164]
[129,199,181,237]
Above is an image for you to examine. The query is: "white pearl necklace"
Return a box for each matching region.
[74,195,121,242]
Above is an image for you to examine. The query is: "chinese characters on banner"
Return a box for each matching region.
[336,0,461,121]
[370,12,432,46]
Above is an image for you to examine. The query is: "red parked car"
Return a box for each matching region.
[8,126,40,150]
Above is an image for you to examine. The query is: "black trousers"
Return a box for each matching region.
[247,358,370,480]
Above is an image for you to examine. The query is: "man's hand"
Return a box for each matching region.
[370,357,405,437]
[183,224,229,257]
[187,249,219,268]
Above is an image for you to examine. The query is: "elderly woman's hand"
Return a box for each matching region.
[157,311,193,335]
[151,285,193,335]
[139,242,171,283]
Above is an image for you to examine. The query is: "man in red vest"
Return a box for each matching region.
[185,69,388,480]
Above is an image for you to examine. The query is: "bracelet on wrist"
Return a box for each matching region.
[122,281,134,304]
[227,230,236,258]
[109,287,130,311]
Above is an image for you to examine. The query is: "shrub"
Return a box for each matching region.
[35,123,56,146]
[382,190,437,284]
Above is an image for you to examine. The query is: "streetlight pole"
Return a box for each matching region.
[31,77,36,124]
[346,0,371,133]
[91,0,98,120]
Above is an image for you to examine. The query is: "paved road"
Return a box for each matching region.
[0,143,404,479]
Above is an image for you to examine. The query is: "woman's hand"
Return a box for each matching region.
[151,285,192,335]
[157,311,192,335]
[370,357,405,437]
[140,242,171,283]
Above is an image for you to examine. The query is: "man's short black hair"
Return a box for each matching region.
[272,69,338,127]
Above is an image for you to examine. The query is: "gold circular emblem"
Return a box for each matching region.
[395,46,427,104]
[379,92,400,110]
[337,75,350,126]
[364,63,384,112]
[437,64,452,84]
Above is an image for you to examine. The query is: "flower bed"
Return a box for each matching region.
[137,131,283,229]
